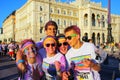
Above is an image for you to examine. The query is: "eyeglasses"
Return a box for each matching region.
[45,43,56,47]
[65,34,77,40]
[58,42,68,47]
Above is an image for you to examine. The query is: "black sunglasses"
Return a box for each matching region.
[65,36,72,40]
[65,34,77,40]
[45,43,56,47]
[58,42,68,47]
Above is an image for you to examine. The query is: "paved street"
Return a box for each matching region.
[0,55,18,80]
[100,56,120,80]
[0,55,120,80]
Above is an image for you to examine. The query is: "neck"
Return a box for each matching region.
[73,41,83,49]
[27,57,36,64]
[47,52,56,57]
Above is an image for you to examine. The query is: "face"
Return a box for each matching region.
[44,38,57,54]
[58,38,68,55]
[45,25,57,36]
[23,44,37,58]
[65,30,79,47]
[22,43,37,64]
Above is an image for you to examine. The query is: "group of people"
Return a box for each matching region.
[16,20,101,80]
[0,41,18,60]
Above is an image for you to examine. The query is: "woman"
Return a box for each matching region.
[16,39,43,80]
[57,34,75,80]
[57,34,69,55]
[42,36,66,80]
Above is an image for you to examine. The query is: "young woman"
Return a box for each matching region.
[42,36,66,80]
[57,34,69,55]
[16,39,43,80]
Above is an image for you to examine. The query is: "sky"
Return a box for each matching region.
[0,0,120,27]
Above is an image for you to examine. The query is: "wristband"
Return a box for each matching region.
[16,59,24,65]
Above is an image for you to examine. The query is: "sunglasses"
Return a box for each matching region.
[45,43,56,47]
[65,34,77,40]
[58,42,68,47]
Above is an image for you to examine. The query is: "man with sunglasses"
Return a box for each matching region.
[64,25,101,80]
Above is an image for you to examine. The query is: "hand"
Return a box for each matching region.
[16,50,26,72]
[54,61,61,71]
[62,71,70,80]
[82,59,91,67]
[32,65,41,80]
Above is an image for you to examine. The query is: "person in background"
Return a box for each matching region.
[16,39,43,80]
[0,41,2,56]
[42,36,66,80]
[8,41,16,60]
[57,34,69,55]
[64,25,101,80]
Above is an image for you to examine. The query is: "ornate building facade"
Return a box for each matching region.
[1,0,120,44]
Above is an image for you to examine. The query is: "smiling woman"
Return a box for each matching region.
[42,35,66,80]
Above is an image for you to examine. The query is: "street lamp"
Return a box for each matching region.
[107,0,113,43]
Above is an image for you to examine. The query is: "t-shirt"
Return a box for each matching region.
[8,43,16,52]
[42,52,66,80]
[23,54,42,80]
[36,37,47,59]
[65,42,100,80]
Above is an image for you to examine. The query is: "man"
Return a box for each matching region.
[64,25,101,80]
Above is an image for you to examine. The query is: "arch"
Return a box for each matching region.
[92,32,96,45]
[102,33,105,43]
[97,33,100,45]
[101,15,105,27]
[92,13,96,26]
[97,14,100,27]
[84,14,88,26]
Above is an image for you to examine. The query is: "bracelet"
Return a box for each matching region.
[16,59,25,65]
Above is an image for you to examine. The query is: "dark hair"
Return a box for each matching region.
[57,34,65,40]
[45,20,58,31]
[82,36,88,42]
[64,25,80,35]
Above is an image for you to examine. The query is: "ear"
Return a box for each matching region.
[77,34,80,39]
[45,30,47,35]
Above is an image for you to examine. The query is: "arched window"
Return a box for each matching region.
[97,14,100,27]
[97,33,100,45]
[92,32,96,45]
[84,14,88,26]
[101,15,105,27]
[64,20,66,26]
[102,33,105,43]
[40,6,42,11]
[58,19,60,25]
[92,13,96,26]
